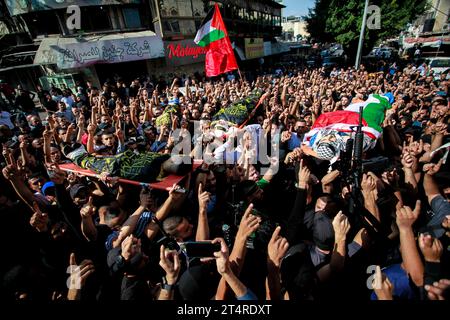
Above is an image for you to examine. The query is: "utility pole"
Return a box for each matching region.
[355,0,370,69]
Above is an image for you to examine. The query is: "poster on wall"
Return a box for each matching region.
[244,38,264,60]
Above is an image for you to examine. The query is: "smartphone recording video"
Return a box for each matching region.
[180,241,221,258]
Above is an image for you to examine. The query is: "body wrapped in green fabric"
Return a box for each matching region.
[74,150,171,182]
[212,90,263,127]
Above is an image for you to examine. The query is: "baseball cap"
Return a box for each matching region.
[177,263,220,300]
[69,183,87,200]
[312,212,335,251]
[41,181,55,196]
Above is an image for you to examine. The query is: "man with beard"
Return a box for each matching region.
[283,119,309,152]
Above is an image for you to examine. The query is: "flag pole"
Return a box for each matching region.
[237,68,243,81]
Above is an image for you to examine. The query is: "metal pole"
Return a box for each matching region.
[355,0,370,69]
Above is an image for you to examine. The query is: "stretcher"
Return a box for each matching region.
[59,159,203,191]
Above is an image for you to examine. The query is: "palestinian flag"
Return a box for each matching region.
[304,94,391,145]
[194,4,238,77]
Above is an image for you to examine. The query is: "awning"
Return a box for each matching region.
[402,36,450,49]
[0,63,41,73]
[34,30,165,70]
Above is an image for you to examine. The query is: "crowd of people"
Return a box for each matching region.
[0,61,448,301]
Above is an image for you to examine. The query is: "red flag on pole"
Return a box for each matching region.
[194,3,238,77]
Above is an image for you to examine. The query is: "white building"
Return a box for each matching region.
[281,16,309,41]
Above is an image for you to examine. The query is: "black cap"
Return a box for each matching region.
[237,180,258,200]
[312,212,334,251]
[69,183,87,200]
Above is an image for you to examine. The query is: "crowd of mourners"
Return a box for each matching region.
[0,60,448,301]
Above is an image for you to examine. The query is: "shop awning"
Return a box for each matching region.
[34,30,165,70]
[402,35,450,49]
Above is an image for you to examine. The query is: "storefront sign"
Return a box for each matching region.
[6,0,140,16]
[35,32,165,69]
[164,39,207,67]
[244,38,264,60]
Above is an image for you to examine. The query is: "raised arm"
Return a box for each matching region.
[396,201,424,287]
[79,196,98,242]
[112,189,150,248]
[317,212,350,282]
[214,238,256,300]
[2,150,35,209]
[423,160,443,204]
[286,161,310,245]
[86,123,97,154]
[266,226,289,300]
[196,183,210,241]
[145,184,185,240]
[215,203,261,300]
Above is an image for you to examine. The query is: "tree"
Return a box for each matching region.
[305,0,428,58]
[304,0,334,44]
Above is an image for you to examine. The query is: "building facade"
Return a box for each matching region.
[281,16,309,41]
[401,0,449,56]
[0,0,286,92]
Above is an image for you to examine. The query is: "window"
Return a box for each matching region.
[80,6,111,32]
[24,11,61,37]
[192,0,205,16]
[122,7,142,29]
[163,19,180,33]
[160,0,193,17]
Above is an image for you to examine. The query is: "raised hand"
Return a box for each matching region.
[281,131,292,143]
[67,252,95,298]
[29,202,49,232]
[372,265,394,300]
[425,279,450,300]
[80,196,96,218]
[418,234,443,263]
[409,139,423,157]
[267,226,289,268]
[401,152,415,169]
[396,201,421,231]
[212,238,230,276]
[423,159,443,176]
[121,235,141,261]
[236,203,261,240]
[297,159,311,189]
[159,245,181,285]
[87,123,97,135]
[332,211,351,243]
[46,162,67,185]
[361,173,377,194]
[198,183,210,210]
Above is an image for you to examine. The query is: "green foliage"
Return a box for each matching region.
[305,0,428,57]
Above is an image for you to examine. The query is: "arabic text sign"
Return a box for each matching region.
[52,36,164,69]
[6,0,141,16]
